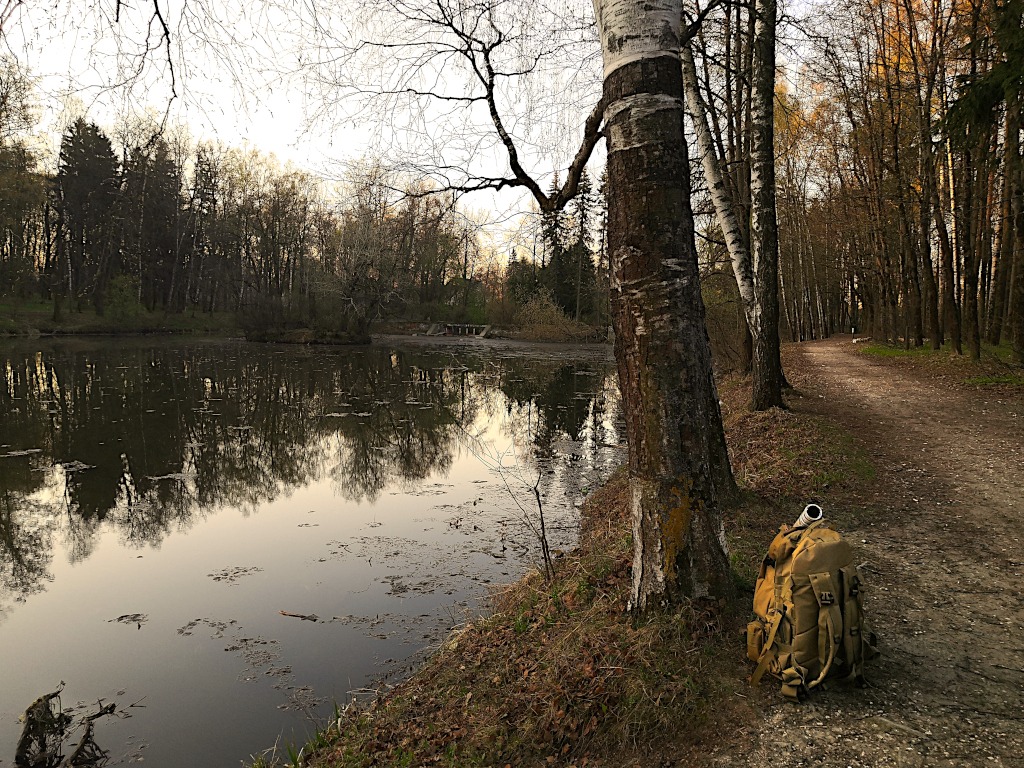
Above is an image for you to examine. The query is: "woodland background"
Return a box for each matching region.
[1,0,1022,362]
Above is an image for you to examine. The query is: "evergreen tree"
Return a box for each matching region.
[564,170,598,320]
[56,119,119,310]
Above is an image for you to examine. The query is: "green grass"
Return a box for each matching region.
[862,339,1016,362]
[964,373,1024,386]
[0,295,240,337]
[860,342,941,358]
[858,339,1023,390]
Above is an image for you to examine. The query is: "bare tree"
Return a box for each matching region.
[298,0,606,215]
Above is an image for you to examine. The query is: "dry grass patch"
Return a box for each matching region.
[717,374,874,501]
[511,292,602,343]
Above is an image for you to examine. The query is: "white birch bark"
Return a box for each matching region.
[680,42,757,326]
[594,0,733,609]
[593,0,682,78]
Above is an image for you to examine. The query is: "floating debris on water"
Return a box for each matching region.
[1,447,42,457]
[208,566,263,585]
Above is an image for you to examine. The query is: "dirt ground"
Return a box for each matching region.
[710,337,1024,768]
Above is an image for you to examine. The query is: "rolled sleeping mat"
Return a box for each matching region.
[793,503,823,528]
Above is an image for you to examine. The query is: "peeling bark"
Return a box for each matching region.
[594,0,734,609]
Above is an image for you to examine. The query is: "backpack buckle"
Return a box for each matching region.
[819,591,834,605]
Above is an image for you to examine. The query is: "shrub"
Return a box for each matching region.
[513,289,599,342]
[105,275,143,325]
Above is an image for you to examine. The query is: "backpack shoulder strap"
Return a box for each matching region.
[750,577,795,687]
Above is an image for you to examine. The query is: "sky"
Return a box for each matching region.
[1,0,364,171]
[0,0,630,271]
[0,0,604,228]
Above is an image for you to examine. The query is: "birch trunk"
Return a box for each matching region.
[748,0,784,409]
[593,0,734,608]
[681,43,758,330]
[991,95,1019,346]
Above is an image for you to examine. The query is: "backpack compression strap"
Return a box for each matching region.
[806,571,843,689]
[750,608,784,687]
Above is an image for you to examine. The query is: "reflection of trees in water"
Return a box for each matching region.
[0,480,57,622]
[330,363,481,501]
[488,358,622,485]
[0,342,618,606]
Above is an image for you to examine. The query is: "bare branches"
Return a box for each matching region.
[299,0,604,214]
[0,0,22,36]
[681,0,725,44]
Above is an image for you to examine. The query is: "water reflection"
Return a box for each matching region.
[15,685,114,768]
[1,339,623,767]
[0,340,620,615]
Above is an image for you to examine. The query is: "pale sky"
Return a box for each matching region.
[1,0,603,219]
[2,0,365,171]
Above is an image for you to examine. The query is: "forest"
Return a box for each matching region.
[1,0,1021,364]
[0,63,607,341]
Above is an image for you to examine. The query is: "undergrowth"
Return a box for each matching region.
[0,297,239,337]
[858,340,1023,392]
[511,292,602,343]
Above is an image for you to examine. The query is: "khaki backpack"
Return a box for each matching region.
[746,518,878,700]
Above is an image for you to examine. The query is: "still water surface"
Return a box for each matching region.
[0,337,624,767]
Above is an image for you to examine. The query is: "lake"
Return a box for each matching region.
[0,337,624,767]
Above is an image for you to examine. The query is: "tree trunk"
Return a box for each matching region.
[594,0,734,608]
[1011,104,1024,366]
[934,183,962,354]
[962,145,982,360]
[749,0,784,409]
[919,162,943,349]
[988,99,1018,346]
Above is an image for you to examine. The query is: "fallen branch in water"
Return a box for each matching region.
[16,684,70,767]
[62,703,116,767]
[16,687,117,768]
[279,610,320,622]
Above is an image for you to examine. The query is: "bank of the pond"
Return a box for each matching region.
[251,353,879,768]
[0,306,608,345]
[0,299,241,337]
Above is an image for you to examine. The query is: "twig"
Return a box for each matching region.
[280,610,321,622]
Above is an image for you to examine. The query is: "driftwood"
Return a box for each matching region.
[15,686,115,768]
[15,685,70,768]
[279,610,320,622]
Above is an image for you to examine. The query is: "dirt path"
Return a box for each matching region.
[731,339,1024,768]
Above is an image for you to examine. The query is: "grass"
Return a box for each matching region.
[0,296,239,337]
[964,373,1024,386]
[858,339,1024,392]
[859,342,940,358]
[248,362,879,768]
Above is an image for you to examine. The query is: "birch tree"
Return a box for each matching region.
[681,0,784,410]
[594,0,734,608]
